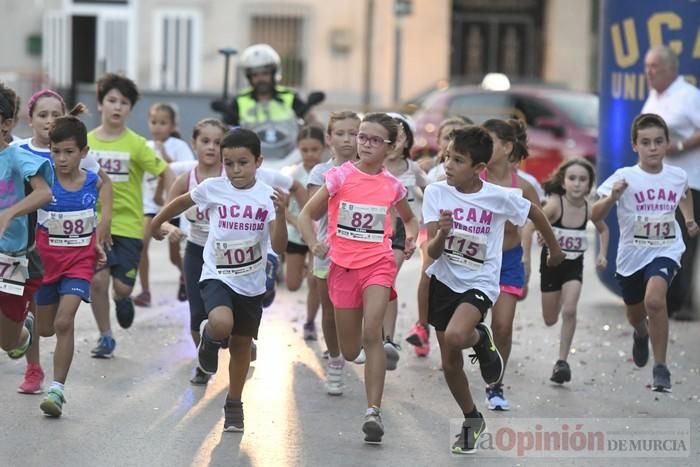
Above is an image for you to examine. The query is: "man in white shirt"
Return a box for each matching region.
[641,46,700,320]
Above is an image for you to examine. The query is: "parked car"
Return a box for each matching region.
[411,85,598,182]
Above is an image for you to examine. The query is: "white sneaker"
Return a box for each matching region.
[383,339,400,371]
[354,348,366,364]
[326,363,344,396]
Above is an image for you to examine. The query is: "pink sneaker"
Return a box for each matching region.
[18,363,44,394]
[133,291,151,307]
[405,322,430,357]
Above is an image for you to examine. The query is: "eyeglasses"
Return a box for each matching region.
[357,133,392,147]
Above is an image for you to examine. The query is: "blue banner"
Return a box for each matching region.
[597,0,700,294]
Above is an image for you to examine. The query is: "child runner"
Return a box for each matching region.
[166,153,302,381]
[480,118,541,411]
[0,82,53,363]
[298,113,419,444]
[35,116,108,416]
[382,113,427,369]
[306,110,360,395]
[13,89,113,394]
[88,73,174,358]
[151,128,288,431]
[424,126,564,454]
[407,117,470,357]
[282,126,322,340]
[134,103,194,307]
[523,158,609,384]
[160,118,228,384]
[592,113,698,393]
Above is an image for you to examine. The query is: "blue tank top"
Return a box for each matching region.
[40,170,99,217]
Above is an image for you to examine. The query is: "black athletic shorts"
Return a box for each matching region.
[200,279,265,339]
[428,275,492,331]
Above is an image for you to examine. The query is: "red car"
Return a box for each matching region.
[411,86,598,182]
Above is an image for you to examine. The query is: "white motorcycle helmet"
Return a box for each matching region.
[240,43,282,82]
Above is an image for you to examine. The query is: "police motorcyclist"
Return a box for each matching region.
[214,43,317,161]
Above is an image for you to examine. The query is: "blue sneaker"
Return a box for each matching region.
[262,254,278,308]
[485,383,510,411]
[91,335,116,358]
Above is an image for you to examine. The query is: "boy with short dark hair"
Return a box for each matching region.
[151,128,288,432]
[592,113,698,393]
[423,126,563,454]
[88,73,175,358]
[36,116,107,416]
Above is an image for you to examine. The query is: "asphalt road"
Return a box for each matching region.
[1,237,699,467]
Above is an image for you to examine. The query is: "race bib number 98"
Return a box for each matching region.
[0,253,28,296]
[633,214,676,246]
[45,209,95,247]
[444,232,487,269]
[214,239,263,277]
[337,202,386,242]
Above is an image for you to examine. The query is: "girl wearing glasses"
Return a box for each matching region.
[298,113,419,445]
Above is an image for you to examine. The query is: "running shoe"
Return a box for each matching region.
[7,313,34,360]
[550,360,571,384]
[354,348,366,364]
[303,321,317,341]
[197,320,221,375]
[470,323,504,385]
[326,360,344,396]
[632,331,650,368]
[362,406,384,444]
[224,399,244,432]
[115,297,135,329]
[384,338,401,371]
[452,412,486,454]
[652,363,672,393]
[250,340,257,363]
[18,363,44,394]
[177,276,187,302]
[133,291,151,307]
[91,335,116,359]
[262,254,279,308]
[40,387,66,417]
[190,367,211,385]
[405,321,430,357]
[485,384,510,411]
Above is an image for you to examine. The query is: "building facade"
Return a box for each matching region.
[1,0,597,112]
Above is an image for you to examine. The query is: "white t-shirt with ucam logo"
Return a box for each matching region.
[423,180,531,303]
[597,164,687,276]
[191,177,276,297]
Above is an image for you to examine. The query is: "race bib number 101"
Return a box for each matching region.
[214,239,264,277]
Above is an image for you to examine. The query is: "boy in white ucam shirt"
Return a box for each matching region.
[593,113,698,393]
[151,128,288,432]
[423,126,564,454]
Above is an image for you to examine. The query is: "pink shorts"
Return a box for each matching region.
[328,256,398,309]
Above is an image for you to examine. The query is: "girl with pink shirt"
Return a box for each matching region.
[298,113,419,445]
